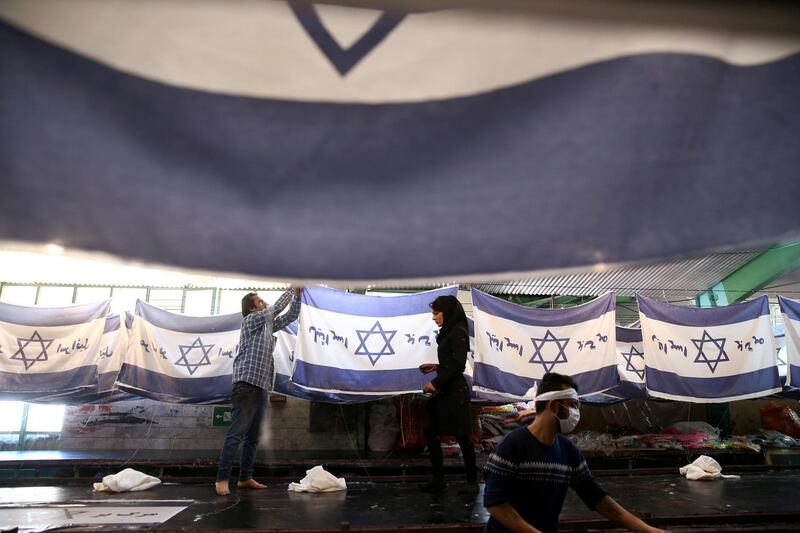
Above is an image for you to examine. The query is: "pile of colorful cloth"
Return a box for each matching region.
[478,403,536,451]
[567,422,800,454]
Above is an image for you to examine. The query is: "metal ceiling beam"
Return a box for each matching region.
[695,242,800,307]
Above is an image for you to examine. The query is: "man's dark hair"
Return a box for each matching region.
[241,292,258,317]
[535,372,579,414]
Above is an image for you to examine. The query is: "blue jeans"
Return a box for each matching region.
[216,381,267,482]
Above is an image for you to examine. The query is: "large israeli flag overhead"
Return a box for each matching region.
[638,295,781,402]
[0,299,110,401]
[471,290,618,400]
[1,1,798,283]
[293,286,457,395]
[117,301,241,403]
[779,297,800,390]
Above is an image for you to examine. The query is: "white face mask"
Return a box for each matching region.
[556,404,581,434]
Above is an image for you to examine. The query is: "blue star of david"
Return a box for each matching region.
[354,321,397,366]
[175,337,215,376]
[289,1,406,76]
[10,330,54,370]
[620,345,645,380]
[529,330,569,373]
[691,330,729,373]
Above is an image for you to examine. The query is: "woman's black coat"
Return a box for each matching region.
[427,325,472,438]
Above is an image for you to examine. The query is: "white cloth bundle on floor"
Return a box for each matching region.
[679,455,740,481]
[93,468,162,492]
[288,465,346,493]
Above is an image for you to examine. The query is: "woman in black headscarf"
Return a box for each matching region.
[419,295,477,491]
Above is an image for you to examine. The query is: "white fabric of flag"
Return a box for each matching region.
[293,286,457,396]
[68,314,131,404]
[97,315,128,395]
[638,295,780,402]
[0,299,110,401]
[779,297,800,390]
[586,326,647,404]
[117,300,241,403]
[471,290,618,401]
[612,326,647,399]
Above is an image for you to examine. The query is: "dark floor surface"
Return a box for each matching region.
[2,471,800,532]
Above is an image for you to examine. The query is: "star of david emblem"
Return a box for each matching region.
[620,345,645,380]
[289,1,406,76]
[529,330,569,373]
[10,330,54,370]
[354,320,397,366]
[175,337,215,376]
[691,330,729,373]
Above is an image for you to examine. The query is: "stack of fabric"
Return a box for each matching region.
[479,404,532,450]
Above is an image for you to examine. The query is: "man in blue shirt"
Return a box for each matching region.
[215,287,302,496]
[483,372,667,533]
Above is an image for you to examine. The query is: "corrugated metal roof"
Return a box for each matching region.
[474,249,763,299]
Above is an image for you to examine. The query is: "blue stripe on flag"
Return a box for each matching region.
[292,359,428,393]
[791,365,800,388]
[135,300,242,333]
[646,366,780,399]
[616,326,642,343]
[57,371,132,404]
[0,366,97,396]
[637,295,769,326]
[473,362,619,397]
[98,371,119,392]
[472,290,615,327]
[302,286,457,317]
[104,315,120,333]
[779,296,800,322]
[116,364,232,403]
[603,380,647,400]
[0,300,110,327]
[273,373,387,403]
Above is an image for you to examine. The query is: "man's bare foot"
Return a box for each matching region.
[215,480,230,496]
[237,479,267,490]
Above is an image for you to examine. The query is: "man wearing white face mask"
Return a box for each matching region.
[483,373,667,533]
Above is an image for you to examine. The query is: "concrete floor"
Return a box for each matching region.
[2,471,800,532]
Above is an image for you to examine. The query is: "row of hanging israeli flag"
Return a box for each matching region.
[0,299,110,402]
[471,290,619,401]
[1,291,798,404]
[120,297,388,404]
